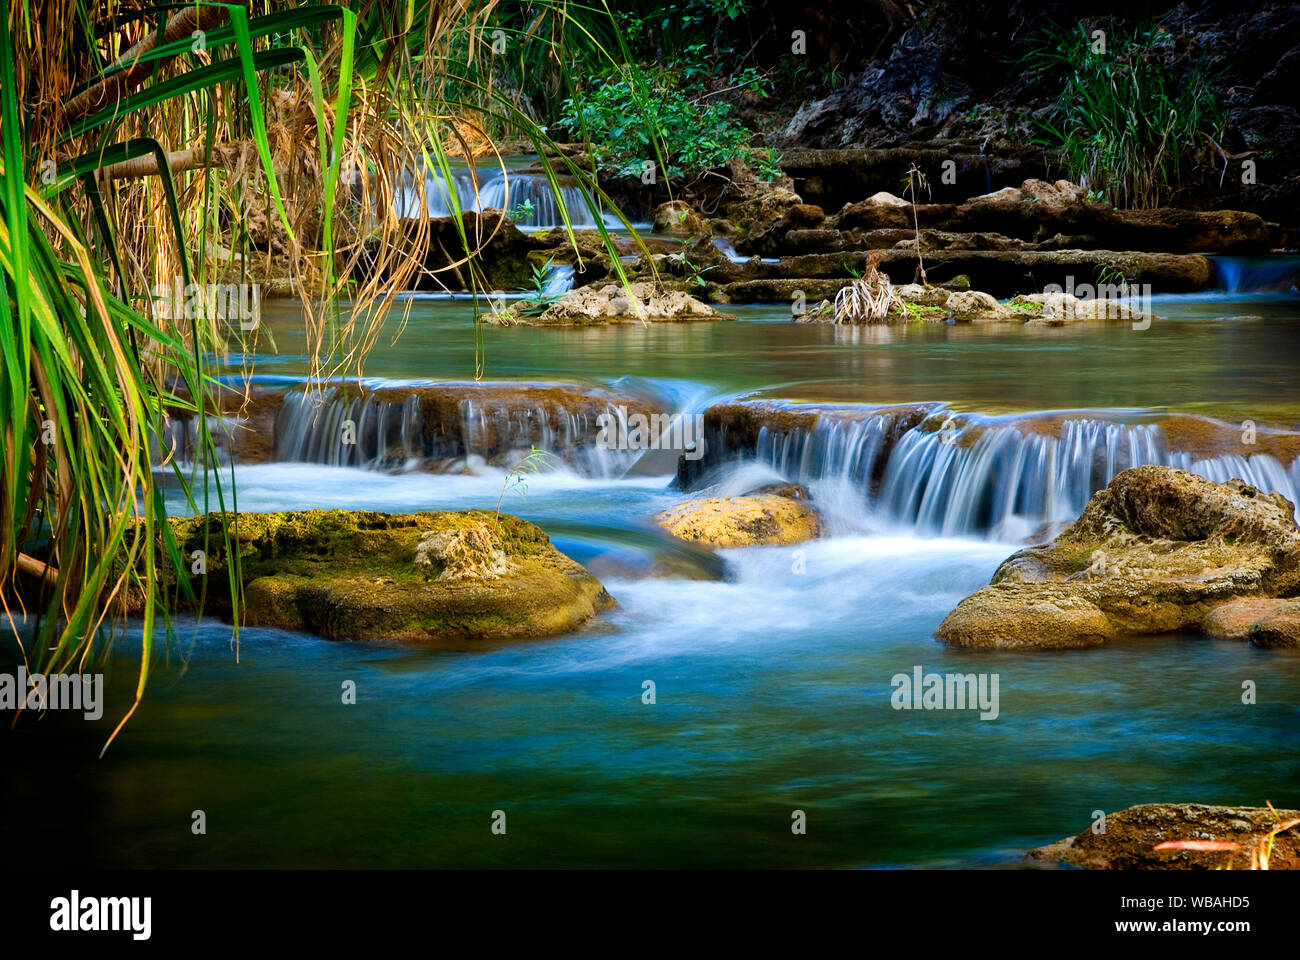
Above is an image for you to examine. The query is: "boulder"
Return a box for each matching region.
[654,495,821,547]
[1030,803,1300,870]
[1009,291,1150,324]
[945,290,1013,322]
[134,510,614,645]
[1202,596,1300,647]
[651,200,708,237]
[743,203,827,254]
[488,282,735,326]
[937,466,1300,649]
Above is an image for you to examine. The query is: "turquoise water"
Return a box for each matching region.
[6,290,1300,868]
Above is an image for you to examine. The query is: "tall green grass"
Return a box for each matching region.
[1026,20,1226,209]
[2,0,651,748]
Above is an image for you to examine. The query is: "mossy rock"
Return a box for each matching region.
[938,466,1300,649]
[1030,803,1300,870]
[129,510,614,646]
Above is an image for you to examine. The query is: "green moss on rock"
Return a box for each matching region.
[130,510,613,646]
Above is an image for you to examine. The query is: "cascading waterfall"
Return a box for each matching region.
[394,168,482,219]
[876,420,1175,539]
[719,411,1300,539]
[274,388,641,478]
[394,162,614,229]
[1210,256,1300,294]
[541,263,576,298]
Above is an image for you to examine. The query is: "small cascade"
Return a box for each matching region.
[394,162,610,229]
[755,415,896,491]
[1210,256,1300,294]
[540,263,576,298]
[685,404,1300,539]
[274,387,643,478]
[713,238,748,263]
[476,174,605,228]
[395,168,481,218]
[876,420,1173,539]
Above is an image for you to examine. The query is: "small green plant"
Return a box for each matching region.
[668,251,717,287]
[1096,265,1129,288]
[496,446,556,522]
[517,258,567,318]
[507,198,536,222]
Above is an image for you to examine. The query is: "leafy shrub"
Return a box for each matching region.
[555,65,775,181]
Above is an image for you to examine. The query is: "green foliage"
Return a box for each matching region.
[1025,20,1226,209]
[555,65,770,181]
[667,251,717,288]
[517,258,566,317]
[508,198,536,222]
[619,0,751,64]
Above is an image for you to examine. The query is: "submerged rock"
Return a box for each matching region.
[654,494,821,547]
[937,466,1300,649]
[487,281,734,325]
[1030,803,1300,870]
[135,510,614,645]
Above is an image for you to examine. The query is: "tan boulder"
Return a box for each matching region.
[651,200,708,237]
[654,495,821,547]
[937,466,1300,649]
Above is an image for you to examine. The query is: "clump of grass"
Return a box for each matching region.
[1025,20,1227,209]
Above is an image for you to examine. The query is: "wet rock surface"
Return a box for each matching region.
[938,466,1300,649]
[1030,803,1300,870]
[131,510,614,646]
[654,494,821,547]
[489,281,735,326]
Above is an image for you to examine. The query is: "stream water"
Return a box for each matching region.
[6,277,1300,869]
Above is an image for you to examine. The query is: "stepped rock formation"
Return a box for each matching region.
[163,382,665,477]
[674,402,1300,541]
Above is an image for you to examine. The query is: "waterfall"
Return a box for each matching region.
[394,168,481,219]
[541,263,576,298]
[683,405,1300,539]
[1210,256,1300,294]
[273,387,642,478]
[876,420,1176,539]
[394,163,613,229]
[476,174,607,228]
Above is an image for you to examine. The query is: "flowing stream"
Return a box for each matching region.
[7,277,1300,868]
